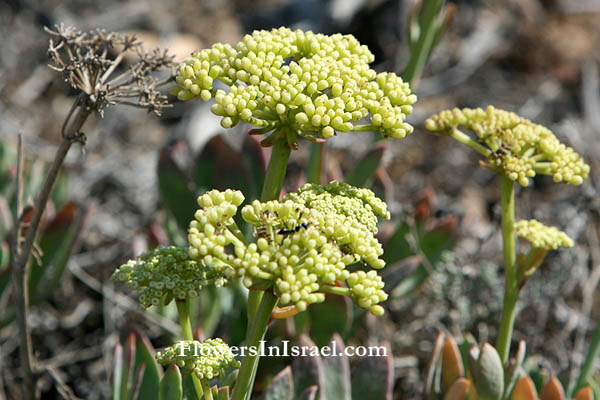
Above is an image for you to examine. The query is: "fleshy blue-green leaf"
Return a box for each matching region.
[351,341,393,400]
[160,365,183,400]
[264,366,294,400]
[321,334,351,400]
[299,385,319,400]
[293,335,324,398]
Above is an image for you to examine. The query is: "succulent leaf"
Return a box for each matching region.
[467,343,504,400]
[510,376,539,400]
[539,376,565,400]
[442,336,465,393]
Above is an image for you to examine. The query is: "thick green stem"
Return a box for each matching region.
[237,134,291,399]
[248,134,291,327]
[232,292,278,400]
[574,318,600,394]
[176,300,204,400]
[307,142,325,184]
[260,136,291,202]
[496,175,518,364]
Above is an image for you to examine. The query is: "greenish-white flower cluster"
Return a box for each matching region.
[425,106,590,186]
[156,339,240,380]
[111,246,230,309]
[171,27,416,141]
[187,182,390,316]
[515,219,574,250]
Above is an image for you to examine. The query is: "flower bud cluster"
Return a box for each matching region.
[515,219,574,250]
[171,27,416,140]
[425,106,589,186]
[284,181,390,233]
[156,339,240,380]
[111,246,229,309]
[188,183,389,315]
[188,189,247,270]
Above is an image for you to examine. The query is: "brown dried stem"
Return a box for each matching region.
[12,97,91,399]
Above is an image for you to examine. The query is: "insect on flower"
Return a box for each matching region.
[277,222,309,235]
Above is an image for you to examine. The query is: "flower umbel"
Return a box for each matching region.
[156,339,240,380]
[171,27,416,145]
[425,106,590,186]
[111,246,230,309]
[188,182,390,315]
[515,219,573,250]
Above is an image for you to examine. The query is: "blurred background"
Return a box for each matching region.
[1,0,600,398]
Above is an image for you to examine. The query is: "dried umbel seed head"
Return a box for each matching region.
[156,339,240,380]
[46,24,175,116]
[425,106,590,187]
[187,183,390,316]
[515,219,573,250]
[171,27,416,145]
[111,246,230,309]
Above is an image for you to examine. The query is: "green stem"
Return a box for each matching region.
[319,285,350,296]
[231,292,278,400]
[260,135,291,202]
[496,175,518,364]
[451,129,492,157]
[574,318,600,394]
[307,142,325,184]
[238,133,291,399]
[248,134,291,325]
[200,379,214,400]
[176,300,204,400]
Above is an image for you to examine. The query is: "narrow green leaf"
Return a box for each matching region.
[504,341,526,398]
[382,222,411,265]
[321,334,351,400]
[351,341,393,400]
[424,332,445,399]
[160,365,183,400]
[419,218,457,264]
[122,333,136,400]
[112,343,124,400]
[264,366,294,400]
[29,202,84,302]
[382,255,421,294]
[215,386,230,400]
[134,332,162,400]
[391,219,456,297]
[344,143,386,187]
[0,242,11,299]
[194,135,248,194]
[157,141,197,232]
[242,135,266,199]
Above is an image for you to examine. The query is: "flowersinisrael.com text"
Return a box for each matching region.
[179,340,388,358]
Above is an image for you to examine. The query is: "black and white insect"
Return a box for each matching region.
[277,222,309,235]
